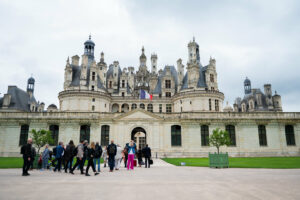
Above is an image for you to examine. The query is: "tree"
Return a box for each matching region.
[31,129,54,154]
[209,128,231,154]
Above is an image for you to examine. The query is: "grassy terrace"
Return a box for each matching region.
[162,157,300,169]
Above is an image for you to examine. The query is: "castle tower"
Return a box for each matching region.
[151,53,157,73]
[264,84,273,108]
[187,37,200,65]
[84,35,95,59]
[27,76,35,98]
[139,46,147,68]
[177,58,184,86]
[64,57,73,90]
[244,77,251,94]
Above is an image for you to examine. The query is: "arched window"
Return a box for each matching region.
[147,104,153,112]
[140,103,145,109]
[285,125,296,146]
[49,125,59,146]
[19,125,29,146]
[80,125,90,143]
[171,125,181,146]
[258,125,267,146]
[112,104,119,113]
[101,125,110,146]
[226,125,236,146]
[121,104,129,113]
[201,125,209,146]
[131,104,137,110]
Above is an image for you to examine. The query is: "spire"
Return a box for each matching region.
[67,57,70,64]
[89,34,91,40]
[193,36,195,42]
[142,46,145,53]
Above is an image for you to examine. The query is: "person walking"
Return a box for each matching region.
[85,142,99,176]
[107,140,117,172]
[126,140,136,170]
[102,146,108,168]
[115,144,122,170]
[94,142,102,172]
[42,144,50,170]
[123,146,128,168]
[64,140,75,173]
[70,140,84,175]
[54,142,64,172]
[21,138,32,176]
[142,144,152,168]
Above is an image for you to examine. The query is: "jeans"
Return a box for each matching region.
[65,157,73,172]
[54,158,62,171]
[22,156,30,174]
[127,154,134,170]
[86,159,96,174]
[108,155,115,171]
[145,157,150,168]
[94,158,100,172]
[42,158,48,169]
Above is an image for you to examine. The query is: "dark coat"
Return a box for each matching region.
[142,147,151,158]
[21,143,32,157]
[107,143,117,156]
[65,144,75,160]
[94,144,103,159]
[86,147,95,160]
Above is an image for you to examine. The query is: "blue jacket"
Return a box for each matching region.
[56,145,64,158]
[126,143,136,154]
[42,148,50,160]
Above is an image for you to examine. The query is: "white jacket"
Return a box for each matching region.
[115,146,122,159]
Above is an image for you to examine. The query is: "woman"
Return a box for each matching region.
[85,142,99,176]
[137,148,143,167]
[64,140,75,173]
[42,144,50,170]
[122,147,128,168]
[115,144,122,170]
[103,146,108,168]
[126,140,136,170]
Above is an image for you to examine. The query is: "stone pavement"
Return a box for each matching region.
[0,159,300,200]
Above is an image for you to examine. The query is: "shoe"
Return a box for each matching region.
[22,173,28,176]
[95,173,99,176]
[85,174,90,176]
[81,172,85,175]
[70,171,74,175]
[25,172,30,176]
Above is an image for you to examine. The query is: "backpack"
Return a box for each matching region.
[20,145,25,154]
[108,145,116,155]
[53,147,57,156]
[73,147,78,157]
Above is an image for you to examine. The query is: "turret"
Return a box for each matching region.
[151,53,157,73]
[264,84,273,108]
[244,77,251,94]
[27,76,35,98]
[84,35,95,59]
[187,37,200,65]
[273,91,282,111]
[64,57,73,90]
[139,46,147,68]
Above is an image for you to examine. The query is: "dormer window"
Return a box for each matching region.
[91,85,95,91]
[210,74,214,82]
[92,72,95,81]
[165,80,171,88]
[122,80,125,88]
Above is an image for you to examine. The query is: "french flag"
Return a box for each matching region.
[140,89,153,100]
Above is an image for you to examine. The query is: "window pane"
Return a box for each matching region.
[101,125,109,146]
[258,125,267,146]
[19,125,29,146]
[80,125,90,143]
[226,125,236,146]
[171,125,181,146]
[201,125,209,146]
[49,125,59,146]
[285,125,295,146]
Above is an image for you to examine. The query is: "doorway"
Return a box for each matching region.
[131,127,146,150]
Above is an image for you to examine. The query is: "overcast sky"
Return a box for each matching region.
[0,0,299,111]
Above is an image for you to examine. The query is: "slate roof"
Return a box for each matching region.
[153,65,179,94]
[180,64,207,90]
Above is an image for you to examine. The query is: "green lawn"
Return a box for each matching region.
[162,157,300,169]
[0,157,104,169]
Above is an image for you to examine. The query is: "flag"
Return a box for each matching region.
[140,89,153,100]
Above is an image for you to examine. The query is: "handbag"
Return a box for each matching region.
[149,159,153,165]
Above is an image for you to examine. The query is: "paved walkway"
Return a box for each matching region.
[0,159,300,200]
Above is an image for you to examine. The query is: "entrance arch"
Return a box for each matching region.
[131,127,146,150]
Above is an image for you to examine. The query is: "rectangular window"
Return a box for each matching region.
[19,125,29,146]
[166,92,171,98]
[92,98,95,102]
[210,74,214,82]
[166,104,172,113]
[215,100,219,111]
[285,125,296,146]
[171,125,181,146]
[201,125,209,146]
[258,125,267,146]
[122,92,125,97]
[109,81,112,88]
[159,93,162,98]
[226,125,236,146]
[92,105,95,111]
[165,80,171,88]
[159,104,162,113]
[209,99,212,111]
[122,80,125,88]
[91,85,95,91]
[92,72,95,81]
[101,125,110,146]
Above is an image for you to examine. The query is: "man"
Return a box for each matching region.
[54,142,64,172]
[21,138,32,176]
[94,142,102,172]
[70,140,84,175]
[142,144,152,168]
[107,140,117,172]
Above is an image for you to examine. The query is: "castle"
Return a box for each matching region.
[0,36,298,157]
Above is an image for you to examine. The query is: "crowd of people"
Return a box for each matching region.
[21,138,152,176]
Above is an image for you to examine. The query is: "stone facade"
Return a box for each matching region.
[0,36,299,157]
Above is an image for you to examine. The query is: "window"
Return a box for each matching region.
[190,101,192,105]
[226,125,236,146]
[211,87,215,91]
[159,93,162,98]
[159,104,162,113]
[91,85,95,91]
[49,125,59,146]
[92,105,95,111]
[171,125,181,146]
[104,73,106,77]
[215,100,219,111]
[109,81,112,88]
[209,99,212,111]
[140,103,145,109]
[19,125,29,146]
[166,92,171,98]
[258,125,267,146]
[131,104,137,110]
[166,104,172,113]
[285,125,296,146]
[101,125,109,146]
[92,72,95,81]
[122,92,125,97]
[165,80,171,88]
[147,104,153,112]
[80,125,90,143]
[201,125,209,146]
[92,98,95,102]
[210,74,214,82]
[122,80,125,88]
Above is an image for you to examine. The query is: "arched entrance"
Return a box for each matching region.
[131,127,146,150]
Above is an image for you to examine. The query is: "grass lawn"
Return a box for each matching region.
[0,157,104,169]
[162,157,300,169]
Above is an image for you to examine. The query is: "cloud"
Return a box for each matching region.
[0,0,299,111]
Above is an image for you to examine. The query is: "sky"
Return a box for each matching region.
[0,0,299,111]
